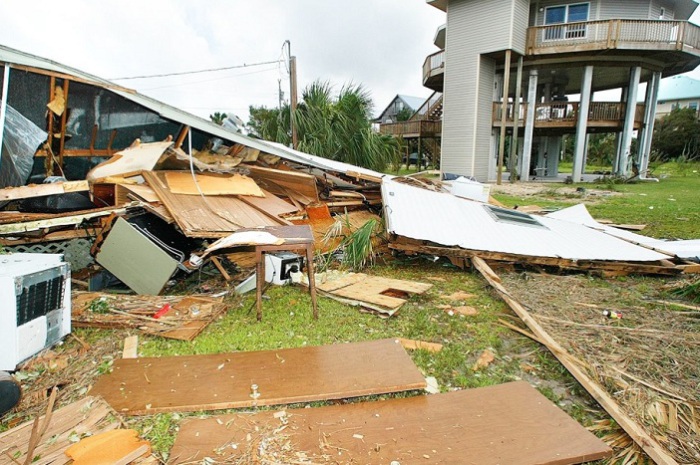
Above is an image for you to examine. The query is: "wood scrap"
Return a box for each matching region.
[304,271,432,316]
[396,338,443,353]
[0,180,88,202]
[65,429,150,465]
[71,292,228,341]
[122,336,138,359]
[164,171,264,197]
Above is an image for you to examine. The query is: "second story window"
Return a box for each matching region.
[544,3,590,40]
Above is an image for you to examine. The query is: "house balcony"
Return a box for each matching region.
[492,101,645,132]
[526,20,700,68]
[422,50,445,92]
[379,120,442,138]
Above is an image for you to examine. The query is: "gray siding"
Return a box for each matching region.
[441,0,520,180]
[598,0,654,19]
[651,0,676,19]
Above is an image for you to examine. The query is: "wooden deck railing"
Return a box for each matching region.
[379,120,442,137]
[492,101,645,128]
[527,20,700,55]
[422,50,445,83]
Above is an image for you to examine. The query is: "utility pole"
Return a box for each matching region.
[278,79,283,110]
[286,40,299,150]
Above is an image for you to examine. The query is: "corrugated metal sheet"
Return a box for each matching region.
[382,178,672,261]
[546,204,700,261]
[0,45,384,179]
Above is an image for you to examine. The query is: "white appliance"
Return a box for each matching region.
[0,253,71,371]
[264,252,303,285]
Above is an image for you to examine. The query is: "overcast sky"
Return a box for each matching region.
[0,0,445,123]
[2,1,700,124]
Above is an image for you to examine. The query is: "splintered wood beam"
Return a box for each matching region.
[389,242,682,276]
[58,79,70,167]
[0,180,89,202]
[471,256,679,465]
[174,125,189,149]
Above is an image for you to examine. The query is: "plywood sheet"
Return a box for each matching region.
[239,189,299,217]
[246,165,318,204]
[143,171,285,238]
[168,381,611,465]
[312,272,432,315]
[90,339,426,415]
[164,172,264,197]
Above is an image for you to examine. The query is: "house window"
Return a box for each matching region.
[544,3,590,40]
[484,205,548,229]
[689,102,698,113]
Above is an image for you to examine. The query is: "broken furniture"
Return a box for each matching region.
[90,339,426,415]
[91,211,199,295]
[0,253,71,372]
[168,381,611,465]
[253,225,317,321]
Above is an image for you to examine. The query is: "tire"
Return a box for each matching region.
[0,371,22,417]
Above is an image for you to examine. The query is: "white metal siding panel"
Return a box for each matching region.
[598,0,654,19]
[382,179,672,261]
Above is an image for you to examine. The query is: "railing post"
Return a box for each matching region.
[677,21,686,50]
[606,20,614,48]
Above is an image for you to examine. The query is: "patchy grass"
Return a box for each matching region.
[493,163,700,239]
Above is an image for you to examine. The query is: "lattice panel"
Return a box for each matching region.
[6,238,94,271]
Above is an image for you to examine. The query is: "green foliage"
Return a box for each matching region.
[246,105,291,145]
[652,107,700,162]
[209,112,227,126]
[395,106,414,122]
[247,80,401,171]
[671,280,700,303]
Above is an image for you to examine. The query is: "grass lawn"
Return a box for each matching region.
[7,163,700,464]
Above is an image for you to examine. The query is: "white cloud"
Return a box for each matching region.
[0,0,445,121]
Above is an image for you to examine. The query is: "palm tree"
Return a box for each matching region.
[294,81,400,172]
[248,81,400,172]
[209,112,228,126]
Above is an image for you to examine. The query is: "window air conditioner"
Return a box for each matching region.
[0,253,71,371]
[264,252,303,285]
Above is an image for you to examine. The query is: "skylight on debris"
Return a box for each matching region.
[484,205,548,229]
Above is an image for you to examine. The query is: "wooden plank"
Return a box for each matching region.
[115,183,160,204]
[0,180,89,201]
[0,228,91,246]
[0,397,120,465]
[90,339,426,415]
[164,171,264,197]
[143,171,285,238]
[122,336,138,359]
[396,338,443,352]
[472,256,679,465]
[238,189,299,218]
[168,381,611,465]
[0,206,126,235]
[246,165,319,204]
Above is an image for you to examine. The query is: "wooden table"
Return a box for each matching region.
[253,225,317,321]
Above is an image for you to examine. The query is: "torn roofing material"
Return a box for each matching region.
[546,204,700,262]
[0,44,386,179]
[382,178,673,262]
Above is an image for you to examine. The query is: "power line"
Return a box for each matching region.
[136,65,279,91]
[110,59,282,80]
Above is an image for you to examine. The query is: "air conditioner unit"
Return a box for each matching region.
[0,253,71,371]
[264,252,303,285]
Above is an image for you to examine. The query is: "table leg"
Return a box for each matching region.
[305,245,318,319]
[256,250,264,321]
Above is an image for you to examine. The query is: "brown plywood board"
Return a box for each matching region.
[90,339,426,416]
[164,171,264,197]
[239,189,299,217]
[143,171,285,238]
[115,183,160,204]
[168,381,611,465]
[312,272,432,315]
[245,165,319,204]
[0,397,121,465]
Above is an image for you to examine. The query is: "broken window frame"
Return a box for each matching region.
[484,205,548,229]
